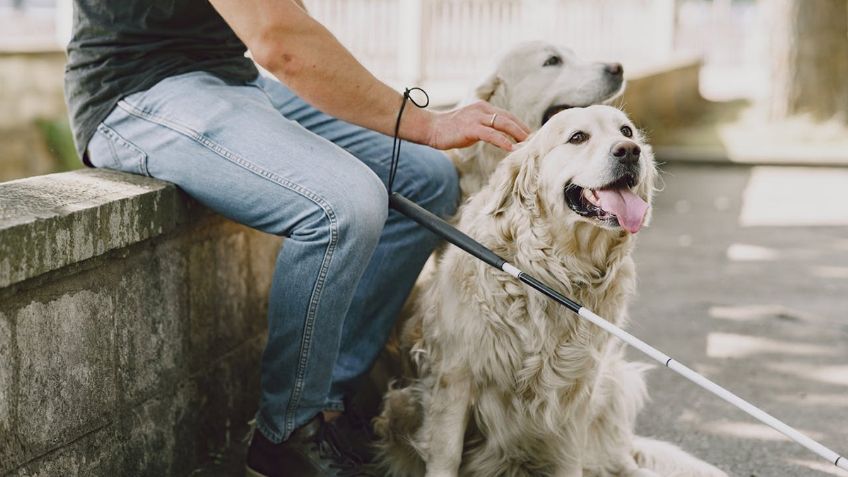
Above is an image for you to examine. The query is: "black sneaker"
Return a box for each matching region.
[245,414,376,477]
[323,406,377,465]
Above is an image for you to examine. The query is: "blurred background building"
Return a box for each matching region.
[5,0,847,182]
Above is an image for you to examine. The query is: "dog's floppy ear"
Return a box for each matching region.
[474,72,503,103]
[485,145,539,216]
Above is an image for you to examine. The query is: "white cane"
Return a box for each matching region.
[387,88,846,473]
[389,193,848,473]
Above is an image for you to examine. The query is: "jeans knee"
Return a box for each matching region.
[333,171,388,246]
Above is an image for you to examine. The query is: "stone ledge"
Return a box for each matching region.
[0,169,203,289]
[0,169,280,475]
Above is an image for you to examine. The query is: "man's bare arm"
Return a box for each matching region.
[208,0,528,151]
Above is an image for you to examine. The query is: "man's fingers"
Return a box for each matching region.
[428,102,530,151]
[492,114,529,143]
[474,104,529,142]
[477,125,514,152]
[499,110,531,136]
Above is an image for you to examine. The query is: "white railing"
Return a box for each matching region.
[14,0,699,103]
[306,0,676,102]
[307,0,402,84]
[420,0,525,82]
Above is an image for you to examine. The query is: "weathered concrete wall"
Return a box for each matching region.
[0,169,281,476]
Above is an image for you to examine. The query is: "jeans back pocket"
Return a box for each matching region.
[88,123,150,177]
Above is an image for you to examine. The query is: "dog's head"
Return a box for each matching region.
[487,105,656,238]
[474,41,625,131]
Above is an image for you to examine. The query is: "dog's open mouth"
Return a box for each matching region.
[564,175,649,233]
[542,104,573,125]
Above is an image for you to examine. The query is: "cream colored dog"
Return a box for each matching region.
[452,41,626,200]
[375,106,727,477]
[375,41,628,395]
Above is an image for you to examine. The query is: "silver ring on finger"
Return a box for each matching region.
[489,113,497,128]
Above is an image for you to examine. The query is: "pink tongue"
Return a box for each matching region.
[596,188,649,233]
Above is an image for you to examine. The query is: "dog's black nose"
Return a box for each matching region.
[604,63,623,77]
[611,141,640,164]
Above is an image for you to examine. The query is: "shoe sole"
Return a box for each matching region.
[244,466,269,477]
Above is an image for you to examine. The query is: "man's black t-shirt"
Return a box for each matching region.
[64,1,259,163]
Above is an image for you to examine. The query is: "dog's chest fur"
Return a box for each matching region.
[430,231,636,410]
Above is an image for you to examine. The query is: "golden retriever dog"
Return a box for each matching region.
[451,41,626,200]
[377,41,627,378]
[365,41,629,412]
[374,106,727,477]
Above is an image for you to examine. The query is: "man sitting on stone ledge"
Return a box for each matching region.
[64,0,529,475]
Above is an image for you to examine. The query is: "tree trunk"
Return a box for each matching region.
[768,0,848,122]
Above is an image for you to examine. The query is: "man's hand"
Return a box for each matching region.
[210,0,529,152]
[424,101,530,151]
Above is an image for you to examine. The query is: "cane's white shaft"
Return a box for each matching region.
[576,307,848,472]
[387,195,846,471]
[504,258,846,470]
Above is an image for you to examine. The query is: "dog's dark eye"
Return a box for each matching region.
[543,55,562,67]
[620,126,633,138]
[568,131,588,144]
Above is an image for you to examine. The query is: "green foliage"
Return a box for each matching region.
[35,118,81,172]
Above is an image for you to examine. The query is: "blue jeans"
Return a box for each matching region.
[86,71,459,443]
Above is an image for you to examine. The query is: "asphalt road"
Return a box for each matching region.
[628,163,848,477]
[194,162,848,477]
